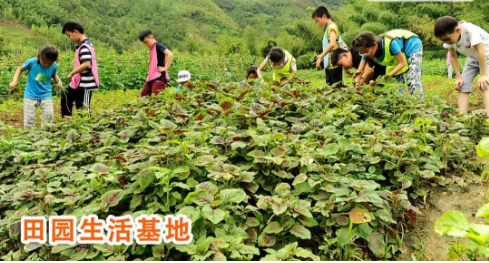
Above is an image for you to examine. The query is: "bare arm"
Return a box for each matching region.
[316,30,337,69]
[68,61,91,81]
[475,43,489,90]
[388,52,406,77]
[158,49,174,72]
[9,66,24,90]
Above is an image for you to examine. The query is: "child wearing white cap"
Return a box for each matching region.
[176,70,192,91]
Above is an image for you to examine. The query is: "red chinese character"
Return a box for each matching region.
[77,215,105,244]
[163,215,193,244]
[21,217,46,244]
[106,215,133,245]
[49,216,76,245]
[135,215,163,244]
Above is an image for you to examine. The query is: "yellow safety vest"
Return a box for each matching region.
[270,49,295,81]
[373,29,418,75]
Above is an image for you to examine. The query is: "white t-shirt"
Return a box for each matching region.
[261,55,297,72]
[443,21,489,60]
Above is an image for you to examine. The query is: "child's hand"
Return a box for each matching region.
[67,73,73,82]
[260,80,266,87]
[315,57,323,69]
[56,80,63,91]
[478,76,489,91]
[9,80,17,90]
[157,67,167,72]
[454,77,464,91]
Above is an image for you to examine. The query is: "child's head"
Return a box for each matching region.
[177,70,192,85]
[246,65,258,79]
[434,16,460,45]
[37,45,59,67]
[331,48,352,69]
[62,21,85,43]
[352,32,377,58]
[139,29,156,49]
[312,6,331,27]
[269,47,286,68]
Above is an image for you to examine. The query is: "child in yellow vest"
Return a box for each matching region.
[352,30,423,98]
[312,6,344,86]
[257,47,297,87]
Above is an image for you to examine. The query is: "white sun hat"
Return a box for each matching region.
[177,70,191,83]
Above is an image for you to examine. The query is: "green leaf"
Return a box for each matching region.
[275,183,290,198]
[202,205,226,224]
[196,237,213,255]
[292,173,307,186]
[239,245,260,255]
[349,207,372,224]
[477,137,489,158]
[368,232,386,258]
[476,203,489,218]
[434,210,469,237]
[271,146,287,157]
[185,190,214,206]
[101,190,124,208]
[138,172,155,191]
[220,189,246,203]
[355,223,373,239]
[246,217,260,227]
[173,166,190,180]
[290,224,311,239]
[130,194,143,210]
[231,141,247,150]
[295,248,320,261]
[196,182,218,196]
[375,209,396,224]
[263,222,283,234]
[258,232,276,247]
[355,191,383,204]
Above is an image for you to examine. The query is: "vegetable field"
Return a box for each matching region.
[1,77,487,260]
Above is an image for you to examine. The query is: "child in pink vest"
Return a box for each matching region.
[61,21,99,118]
[139,30,174,97]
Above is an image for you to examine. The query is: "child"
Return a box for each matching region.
[61,20,99,118]
[312,6,344,86]
[9,45,62,129]
[331,48,386,86]
[352,30,424,98]
[140,29,174,97]
[176,70,192,91]
[239,65,260,88]
[435,16,489,116]
[257,47,297,87]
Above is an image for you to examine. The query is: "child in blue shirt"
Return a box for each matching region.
[10,45,62,129]
[353,30,423,98]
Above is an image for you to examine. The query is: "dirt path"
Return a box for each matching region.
[402,182,488,261]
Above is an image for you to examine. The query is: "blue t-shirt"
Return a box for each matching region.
[362,37,422,62]
[389,37,422,57]
[22,58,57,100]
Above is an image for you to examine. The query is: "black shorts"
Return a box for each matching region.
[61,87,94,117]
[325,67,343,86]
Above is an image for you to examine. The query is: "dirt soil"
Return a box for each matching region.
[402,181,488,261]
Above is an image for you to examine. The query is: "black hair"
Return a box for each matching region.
[331,48,349,67]
[62,20,84,34]
[434,16,459,37]
[246,65,258,78]
[352,32,377,49]
[269,47,285,63]
[38,45,59,62]
[312,6,331,19]
[139,29,153,41]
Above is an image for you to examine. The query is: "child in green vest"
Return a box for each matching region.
[352,30,423,98]
[257,47,297,87]
[312,6,344,86]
